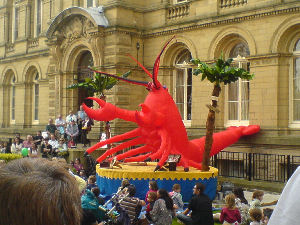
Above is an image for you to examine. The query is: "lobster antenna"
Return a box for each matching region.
[90,69,148,87]
[127,54,153,79]
[152,36,175,88]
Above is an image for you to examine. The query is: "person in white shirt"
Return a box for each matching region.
[66,111,77,124]
[49,134,59,156]
[11,137,23,154]
[55,114,66,138]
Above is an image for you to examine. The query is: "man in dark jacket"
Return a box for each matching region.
[177,183,214,225]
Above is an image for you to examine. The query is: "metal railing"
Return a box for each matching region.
[211,151,299,182]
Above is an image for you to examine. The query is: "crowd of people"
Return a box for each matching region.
[213,187,277,225]
[0,107,94,156]
[0,154,288,225]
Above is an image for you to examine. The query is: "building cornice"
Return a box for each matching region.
[143,6,300,38]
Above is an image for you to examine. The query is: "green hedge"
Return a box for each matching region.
[0,153,22,163]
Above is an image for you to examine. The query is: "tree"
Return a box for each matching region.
[67,69,131,146]
[191,54,254,171]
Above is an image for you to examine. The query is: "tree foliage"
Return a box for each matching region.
[191,55,254,86]
[67,70,131,97]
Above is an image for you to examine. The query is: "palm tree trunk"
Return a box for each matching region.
[202,84,221,171]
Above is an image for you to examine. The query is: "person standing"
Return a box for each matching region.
[55,115,66,138]
[46,118,57,136]
[66,111,77,125]
[177,183,214,225]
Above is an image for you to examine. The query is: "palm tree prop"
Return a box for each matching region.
[191,55,254,171]
[67,69,131,146]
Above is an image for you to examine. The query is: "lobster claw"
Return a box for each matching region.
[82,97,118,122]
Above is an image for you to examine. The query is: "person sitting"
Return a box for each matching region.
[86,175,98,190]
[81,188,106,223]
[79,170,88,181]
[41,137,53,158]
[57,137,68,153]
[250,190,277,210]
[33,130,43,146]
[28,143,40,158]
[119,184,146,224]
[11,137,23,154]
[14,132,23,143]
[55,115,66,138]
[249,208,263,225]
[22,135,34,149]
[0,158,82,225]
[145,180,159,204]
[177,183,214,225]
[46,118,57,136]
[149,189,174,225]
[74,158,84,175]
[169,183,184,212]
[49,134,59,156]
[91,187,105,205]
[66,120,79,146]
[145,191,157,222]
[233,187,250,225]
[219,193,241,225]
[262,208,273,225]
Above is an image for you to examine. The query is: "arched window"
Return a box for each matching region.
[11,76,16,121]
[226,43,250,126]
[33,72,39,121]
[292,39,300,122]
[174,49,192,122]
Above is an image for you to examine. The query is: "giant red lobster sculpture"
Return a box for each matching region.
[83,38,260,171]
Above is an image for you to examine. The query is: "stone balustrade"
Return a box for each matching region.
[167,2,190,20]
[220,0,248,8]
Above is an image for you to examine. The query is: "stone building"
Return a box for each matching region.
[1,0,300,167]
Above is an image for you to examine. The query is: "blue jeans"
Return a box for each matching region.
[177,213,193,225]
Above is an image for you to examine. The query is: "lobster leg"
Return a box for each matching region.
[153,132,171,171]
[124,153,152,162]
[114,145,152,161]
[85,128,140,154]
[96,137,144,163]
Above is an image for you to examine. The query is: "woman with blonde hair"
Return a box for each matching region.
[220,193,241,225]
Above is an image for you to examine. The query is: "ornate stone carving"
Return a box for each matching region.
[54,16,95,52]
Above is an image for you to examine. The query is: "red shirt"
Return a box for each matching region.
[220,207,241,224]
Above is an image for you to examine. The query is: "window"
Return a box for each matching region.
[292,39,300,122]
[36,0,41,35]
[174,49,192,122]
[86,0,96,7]
[226,43,250,126]
[14,7,19,40]
[11,76,16,121]
[34,73,39,121]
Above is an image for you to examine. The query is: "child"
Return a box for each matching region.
[86,175,98,190]
[249,208,263,225]
[262,208,273,225]
[220,193,241,225]
[169,183,184,212]
[250,190,277,210]
[145,180,158,203]
[146,191,157,222]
